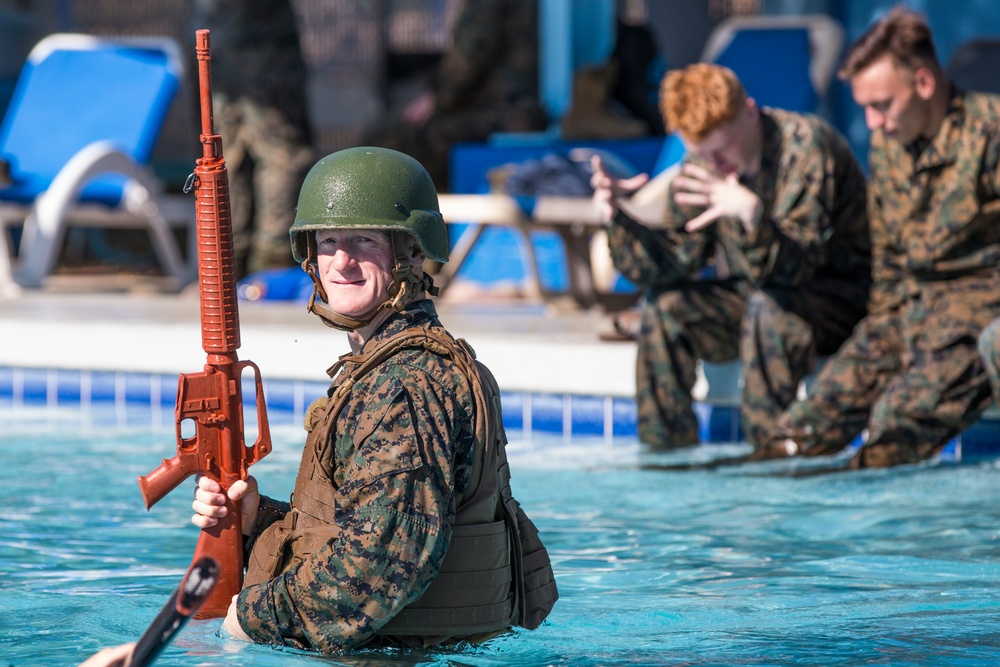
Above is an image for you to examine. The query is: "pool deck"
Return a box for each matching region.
[3,281,998,461]
[0,284,641,398]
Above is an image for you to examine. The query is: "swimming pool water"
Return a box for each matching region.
[3,412,1000,667]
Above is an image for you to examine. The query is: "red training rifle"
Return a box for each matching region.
[137,29,272,619]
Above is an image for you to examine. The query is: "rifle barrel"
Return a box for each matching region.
[193,29,240,359]
[195,30,215,150]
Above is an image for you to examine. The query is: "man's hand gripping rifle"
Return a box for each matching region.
[137,29,272,620]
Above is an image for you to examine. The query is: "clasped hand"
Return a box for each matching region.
[191,474,259,531]
[672,163,763,236]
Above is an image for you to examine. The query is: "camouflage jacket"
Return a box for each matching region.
[607,108,871,293]
[237,300,477,652]
[867,88,1000,314]
[434,0,539,111]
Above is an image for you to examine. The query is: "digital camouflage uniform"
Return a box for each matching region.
[772,90,1000,467]
[235,299,558,651]
[193,0,314,277]
[237,301,474,650]
[364,0,547,190]
[607,108,871,449]
[231,146,556,652]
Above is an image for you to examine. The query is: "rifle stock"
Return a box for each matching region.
[137,29,272,620]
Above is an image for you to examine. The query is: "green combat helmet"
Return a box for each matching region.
[290,146,449,331]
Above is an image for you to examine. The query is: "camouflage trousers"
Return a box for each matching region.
[636,276,866,449]
[772,283,999,467]
[215,93,314,279]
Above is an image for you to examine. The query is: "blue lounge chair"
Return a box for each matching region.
[0,33,194,294]
[701,14,845,113]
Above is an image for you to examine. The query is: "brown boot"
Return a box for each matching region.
[560,61,648,140]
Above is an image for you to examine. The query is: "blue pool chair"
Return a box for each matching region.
[700,14,845,113]
[0,33,193,294]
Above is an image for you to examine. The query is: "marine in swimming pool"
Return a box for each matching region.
[192,147,556,652]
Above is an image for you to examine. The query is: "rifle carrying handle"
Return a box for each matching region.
[235,360,273,465]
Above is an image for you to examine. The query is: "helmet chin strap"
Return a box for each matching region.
[303,231,437,332]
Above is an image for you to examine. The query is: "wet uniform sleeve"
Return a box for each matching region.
[236,370,465,653]
[742,126,839,289]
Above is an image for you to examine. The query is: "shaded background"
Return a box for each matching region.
[0,0,996,190]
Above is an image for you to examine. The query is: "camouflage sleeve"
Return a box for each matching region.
[866,131,905,314]
[742,124,839,288]
[434,0,506,111]
[235,372,462,653]
[606,175,711,287]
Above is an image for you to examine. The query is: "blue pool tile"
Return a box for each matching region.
[3,365,1000,465]
[123,372,154,405]
[958,419,1000,461]
[938,437,959,463]
[56,370,83,404]
[693,402,712,442]
[500,392,524,432]
[611,397,637,437]
[307,381,330,398]
[705,404,741,443]
[157,374,178,408]
[261,377,296,414]
[21,368,49,406]
[0,367,12,398]
[88,370,119,403]
[530,393,565,435]
[569,394,606,436]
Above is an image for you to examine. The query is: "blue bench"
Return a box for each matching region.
[439,135,682,310]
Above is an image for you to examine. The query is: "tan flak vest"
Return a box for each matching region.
[244,326,557,638]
